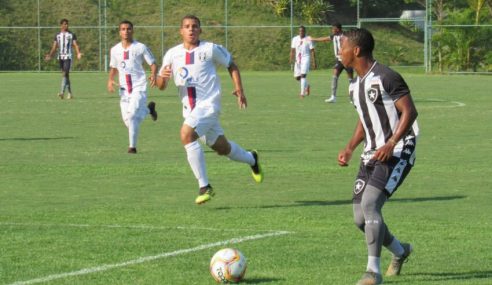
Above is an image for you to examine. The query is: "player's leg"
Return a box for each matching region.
[300,58,310,96]
[294,63,304,98]
[326,63,343,103]
[57,60,65,99]
[64,59,73,99]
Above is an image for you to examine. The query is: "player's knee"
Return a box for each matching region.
[354,218,365,232]
[211,139,230,156]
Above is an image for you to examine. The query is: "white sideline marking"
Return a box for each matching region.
[0,222,281,233]
[9,231,291,285]
[417,98,466,109]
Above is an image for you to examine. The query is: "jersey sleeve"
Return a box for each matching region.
[109,47,117,69]
[159,50,172,74]
[291,37,296,49]
[212,44,232,68]
[142,45,156,66]
[382,69,410,101]
[72,33,77,41]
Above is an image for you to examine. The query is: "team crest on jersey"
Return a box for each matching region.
[354,179,366,195]
[367,85,380,103]
[198,52,207,62]
[178,67,189,79]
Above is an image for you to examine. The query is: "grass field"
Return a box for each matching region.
[0,70,491,285]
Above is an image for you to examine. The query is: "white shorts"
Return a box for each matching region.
[119,89,149,122]
[184,106,224,146]
[294,57,310,77]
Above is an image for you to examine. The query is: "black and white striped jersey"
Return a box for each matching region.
[349,61,419,159]
[53,31,77,60]
[330,33,342,60]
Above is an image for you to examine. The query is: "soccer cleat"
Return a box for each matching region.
[195,184,215,205]
[386,243,413,276]
[356,271,382,285]
[325,95,336,103]
[148,101,158,121]
[67,93,73,99]
[57,93,64,99]
[250,150,263,183]
[128,147,137,154]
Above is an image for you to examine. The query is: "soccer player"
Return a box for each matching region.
[289,26,316,98]
[156,15,263,205]
[310,23,354,103]
[107,20,158,154]
[45,18,82,99]
[336,28,419,285]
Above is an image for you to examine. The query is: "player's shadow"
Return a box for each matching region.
[240,277,285,284]
[0,136,75,141]
[408,270,492,282]
[214,195,466,210]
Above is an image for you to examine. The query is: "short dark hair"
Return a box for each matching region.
[60,19,68,25]
[344,28,375,57]
[332,22,342,29]
[119,20,134,29]
[181,15,201,27]
[299,25,306,31]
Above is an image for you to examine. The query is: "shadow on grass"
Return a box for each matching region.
[240,277,284,284]
[408,270,492,282]
[0,136,75,141]
[214,195,466,210]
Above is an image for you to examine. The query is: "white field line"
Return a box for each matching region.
[0,222,282,233]
[417,98,466,109]
[9,231,291,285]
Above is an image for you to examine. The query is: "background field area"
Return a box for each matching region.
[0,71,491,284]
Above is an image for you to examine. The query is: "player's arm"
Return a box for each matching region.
[107,67,118,93]
[228,61,247,109]
[338,119,365,167]
[373,95,418,162]
[73,40,83,60]
[289,48,295,64]
[45,41,58,61]
[156,65,171,90]
[310,36,331,42]
[311,48,317,69]
[148,63,157,88]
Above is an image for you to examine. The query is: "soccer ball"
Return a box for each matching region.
[209,248,247,283]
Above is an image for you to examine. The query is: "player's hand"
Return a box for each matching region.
[107,80,116,93]
[338,148,352,167]
[233,89,247,109]
[159,65,172,79]
[44,54,52,61]
[77,53,83,60]
[373,142,395,162]
[149,74,157,87]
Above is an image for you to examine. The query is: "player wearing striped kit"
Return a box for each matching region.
[289,26,316,98]
[311,22,354,103]
[156,15,263,205]
[45,18,82,99]
[107,20,158,154]
[337,28,419,285]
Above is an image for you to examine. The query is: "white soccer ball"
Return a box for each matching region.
[209,248,247,283]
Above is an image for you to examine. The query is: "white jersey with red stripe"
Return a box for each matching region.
[110,40,155,94]
[160,41,231,118]
[291,35,314,64]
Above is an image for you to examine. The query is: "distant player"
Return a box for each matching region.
[289,26,316,98]
[311,23,354,103]
[107,20,158,154]
[45,18,82,99]
[156,15,263,205]
[337,28,419,285]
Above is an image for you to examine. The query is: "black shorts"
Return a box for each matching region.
[334,60,353,75]
[59,59,72,73]
[352,139,417,203]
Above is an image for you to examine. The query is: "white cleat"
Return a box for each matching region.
[325,96,336,103]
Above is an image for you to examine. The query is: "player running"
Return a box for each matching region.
[156,15,263,205]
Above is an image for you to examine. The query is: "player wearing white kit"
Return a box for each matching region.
[156,15,263,205]
[107,20,158,154]
[289,26,316,98]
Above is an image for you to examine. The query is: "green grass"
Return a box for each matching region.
[0,70,491,284]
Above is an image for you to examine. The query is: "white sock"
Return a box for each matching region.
[184,141,208,187]
[128,117,140,148]
[300,78,306,95]
[367,256,381,274]
[227,141,255,165]
[386,237,405,257]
